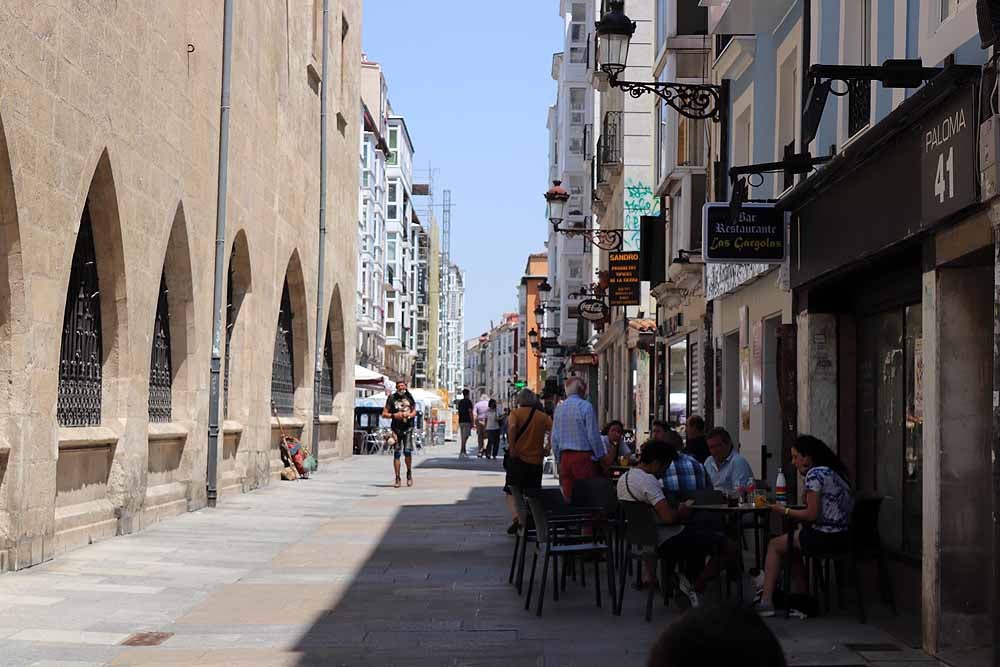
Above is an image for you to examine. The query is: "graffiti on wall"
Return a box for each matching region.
[624,178,658,250]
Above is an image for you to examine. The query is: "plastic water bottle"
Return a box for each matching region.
[775,471,787,504]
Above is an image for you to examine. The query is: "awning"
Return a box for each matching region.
[354,365,387,386]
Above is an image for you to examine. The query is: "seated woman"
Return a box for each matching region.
[617,440,732,608]
[598,419,633,474]
[755,435,854,616]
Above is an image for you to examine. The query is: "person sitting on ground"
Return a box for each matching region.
[684,415,710,464]
[598,420,633,474]
[617,440,730,608]
[651,420,709,492]
[704,427,755,492]
[647,604,787,667]
[504,389,553,534]
[755,435,855,616]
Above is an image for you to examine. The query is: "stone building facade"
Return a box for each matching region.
[0,0,361,571]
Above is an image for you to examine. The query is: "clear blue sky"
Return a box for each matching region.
[362,2,562,339]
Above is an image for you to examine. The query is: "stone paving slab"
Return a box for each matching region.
[0,443,961,666]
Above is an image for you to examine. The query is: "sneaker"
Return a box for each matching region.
[754,599,776,617]
[677,573,701,609]
[506,519,520,535]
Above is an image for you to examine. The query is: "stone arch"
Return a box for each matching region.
[223,229,252,423]
[152,203,196,423]
[270,249,310,419]
[58,148,129,425]
[0,112,26,562]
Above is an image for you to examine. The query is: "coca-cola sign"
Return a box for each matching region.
[578,298,609,322]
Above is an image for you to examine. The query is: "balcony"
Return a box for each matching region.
[601,111,623,168]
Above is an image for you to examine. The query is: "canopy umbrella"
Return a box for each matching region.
[354,364,387,387]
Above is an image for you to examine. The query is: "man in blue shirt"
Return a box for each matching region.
[704,427,755,492]
[551,376,607,499]
[652,420,709,492]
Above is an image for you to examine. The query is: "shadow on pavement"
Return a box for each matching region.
[285,475,662,666]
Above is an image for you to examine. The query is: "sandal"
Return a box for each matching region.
[406,471,413,487]
[394,475,401,488]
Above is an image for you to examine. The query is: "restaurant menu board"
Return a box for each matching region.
[608,251,641,306]
[702,203,787,264]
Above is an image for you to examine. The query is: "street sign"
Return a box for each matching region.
[703,203,787,264]
[608,251,641,306]
[919,83,976,225]
[578,298,609,322]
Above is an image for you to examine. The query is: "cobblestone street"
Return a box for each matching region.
[0,443,970,666]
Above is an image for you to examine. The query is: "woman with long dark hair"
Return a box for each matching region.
[754,435,854,616]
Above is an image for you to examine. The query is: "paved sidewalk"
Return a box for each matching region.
[0,442,959,666]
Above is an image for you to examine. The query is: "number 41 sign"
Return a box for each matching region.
[921,84,976,226]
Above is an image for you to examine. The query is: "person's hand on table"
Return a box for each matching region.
[677,503,693,520]
[769,502,787,515]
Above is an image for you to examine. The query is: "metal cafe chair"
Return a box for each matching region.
[616,500,673,621]
[523,490,616,617]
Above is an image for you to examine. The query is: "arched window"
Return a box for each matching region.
[58,205,102,427]
[270,280,295,416]
[319,328,335,414]
[223,253,234,420]
[148,272,172,422]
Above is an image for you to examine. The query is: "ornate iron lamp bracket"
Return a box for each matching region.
[553,224,624,251]
[608,75,723,121]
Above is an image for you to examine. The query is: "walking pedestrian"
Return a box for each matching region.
[456,389,474,457]
[550,376,606,499]
[647,605,787,667]
[474,394,490,457]
[504,388,552,533]
[382,380,417,488]
[485,399,502,459]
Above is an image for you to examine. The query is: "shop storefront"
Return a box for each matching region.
[784,65,992,652]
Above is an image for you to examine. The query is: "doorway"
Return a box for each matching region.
[723,332,739,436]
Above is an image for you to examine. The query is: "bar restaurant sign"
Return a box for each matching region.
[702,203,788,264]
[608,251,641,306]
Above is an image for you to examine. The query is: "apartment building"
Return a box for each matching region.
[384,114,416,382]
[519,252,549,394]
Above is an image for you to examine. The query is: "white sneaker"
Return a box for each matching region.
[677,573,701,608]
[753,599,776,617]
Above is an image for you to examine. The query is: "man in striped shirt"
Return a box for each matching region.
[551,377,607,499]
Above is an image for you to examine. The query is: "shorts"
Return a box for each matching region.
[392,428,413,460]
[658,526,727,559]
[799,526,851,554]
[505,455,543,493]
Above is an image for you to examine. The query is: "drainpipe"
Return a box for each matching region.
[992,209,1000,667]
[311,0,331,467]
[206,0,235,508]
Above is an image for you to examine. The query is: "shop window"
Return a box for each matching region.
[668,339,688,423]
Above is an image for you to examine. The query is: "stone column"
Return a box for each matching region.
[795,312,837,446]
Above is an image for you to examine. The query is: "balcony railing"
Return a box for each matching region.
[847,79,871,138]
[595,137,607,186]
[584,123,593,161]
[601,111,623,166]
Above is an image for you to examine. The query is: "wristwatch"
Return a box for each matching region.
[784,507,791,517]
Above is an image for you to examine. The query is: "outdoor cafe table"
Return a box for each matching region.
[690,503,771,604]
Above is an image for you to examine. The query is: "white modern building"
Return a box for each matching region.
[543,1,599,387]
[440,263,466,398]
[358,59,390,375]
[384,113,417,382]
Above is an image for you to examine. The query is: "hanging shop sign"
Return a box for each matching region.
[608,251,642,306]
[578,298,610,322]
[570,353,599,367]
[702,203,787,264]
[919,84,976,226]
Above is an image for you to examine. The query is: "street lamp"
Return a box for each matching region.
[594,0,635,79]
[544,180,570,227]
[528,328,539,348]
[544,181,625,251]
[538,279,552,293]
[595,1,725,122]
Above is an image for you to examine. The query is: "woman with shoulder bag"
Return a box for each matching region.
[502,389,553,534]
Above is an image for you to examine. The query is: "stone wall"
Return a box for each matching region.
[0,0,361,570]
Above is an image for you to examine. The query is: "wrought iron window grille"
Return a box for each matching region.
[319,329,335,415]
[57,205,103,428]
[148,272,173,423]
[270,281,295,417]
[223,255,234,420]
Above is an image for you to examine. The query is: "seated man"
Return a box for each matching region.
[704,427,755,492]
[651,421,709,492]
[617,440,730,608]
